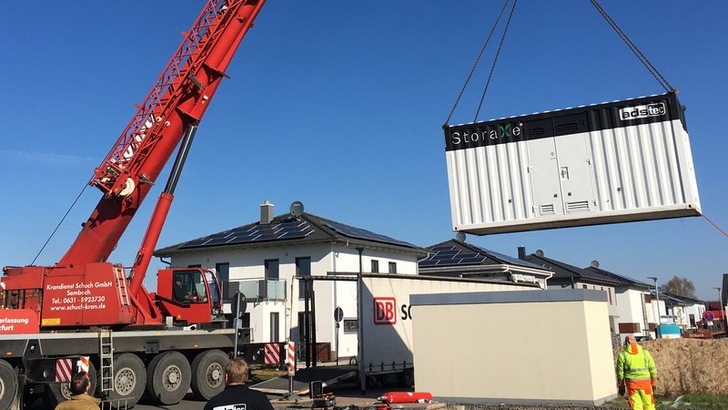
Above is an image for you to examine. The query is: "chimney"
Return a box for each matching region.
[517,246,526,260]
[260,200,274,224]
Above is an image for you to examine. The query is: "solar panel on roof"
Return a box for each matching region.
[459,256,487,263]
[203,237,235,246]
[179,219,313,249]
[428,254,455,261]
[323,220,414,247]
[436,249,458,254]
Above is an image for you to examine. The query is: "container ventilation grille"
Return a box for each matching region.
[566,201,590,213]
[556,122,579,135]
[539,204,555,216]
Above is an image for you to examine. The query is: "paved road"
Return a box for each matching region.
[126,384,392,410]
[28,381,396,409]
[23,385,389,410]
[133,394,205,410]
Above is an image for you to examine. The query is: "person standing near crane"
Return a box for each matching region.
[53,372,100,410]
[616,335,658,410]
[204,358,274,410]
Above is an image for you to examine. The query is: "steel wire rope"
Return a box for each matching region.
[473,0,518,123]
[31,184,89,265]
[701,213,728,239]
[590,0,674,92]
[443,0,512,126]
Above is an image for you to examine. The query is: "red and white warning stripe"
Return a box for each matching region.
[264,343,280,365]
[77,356,90,373]
[55,358,74,382]
[286,341,295,375]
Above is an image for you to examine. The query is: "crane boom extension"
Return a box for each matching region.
[60,0,265,266]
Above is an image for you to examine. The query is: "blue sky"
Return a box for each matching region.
[1,1,726,300]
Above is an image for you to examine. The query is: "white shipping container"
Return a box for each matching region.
[444,92,701,234]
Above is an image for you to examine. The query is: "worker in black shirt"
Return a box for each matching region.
[204,358,275,410]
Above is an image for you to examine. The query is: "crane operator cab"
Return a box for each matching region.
[156,267,225,327]
[173,271,206,303]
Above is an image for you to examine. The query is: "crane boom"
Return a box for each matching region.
[0,7,264,405]
[59,0,266,266]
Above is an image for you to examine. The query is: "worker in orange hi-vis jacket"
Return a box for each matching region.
[616,335,658,410]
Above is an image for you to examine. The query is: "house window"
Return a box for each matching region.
[270,312,280,343]
[216,262,230,300]
[582,284,588,290]
[343,319,359,333]
[265,259,279,280]
[371,260,379,273]
[297,257,311,298]
[388,262,397,274]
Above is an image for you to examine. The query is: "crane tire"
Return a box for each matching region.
[0,360,18,410]
[107,353,146,409]
[190,350,229,400]
[145,351,191,405]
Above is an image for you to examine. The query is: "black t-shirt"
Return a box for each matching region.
[204,384,275,410]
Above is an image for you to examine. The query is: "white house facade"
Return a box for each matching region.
[154,201,428,363]
[584,266,655,340]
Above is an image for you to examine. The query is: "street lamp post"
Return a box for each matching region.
[648,277,660,336]
[356,247,365,394]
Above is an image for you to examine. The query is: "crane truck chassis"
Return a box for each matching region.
[0,328,244,408]
[0,0,266,408]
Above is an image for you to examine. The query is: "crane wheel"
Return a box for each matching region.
[190,349,229,400]
[107,353,146,409]
[145,351,191,405]
[0,360,19,410]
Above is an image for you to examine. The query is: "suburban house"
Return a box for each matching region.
[518,249,621,340]
[584,264,654,340]
[586,264,706,338]
[418,238,552,289]
[653,291,705,331]
[154,200,428,363]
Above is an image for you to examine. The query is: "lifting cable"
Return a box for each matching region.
[590,0,675,93]
[701,213,728,240]
[31,184,88,265]
[445,0,676,127]
[443,0,516,126]
[473,0,517,123]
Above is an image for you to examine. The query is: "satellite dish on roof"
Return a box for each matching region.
[455,232,466,242]
[535,249,544,257]
[290,201,304,217]
[590,260,600,268]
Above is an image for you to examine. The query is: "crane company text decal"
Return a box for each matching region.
[45,281,114,312]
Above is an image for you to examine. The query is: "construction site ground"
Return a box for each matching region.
[77,339,728,410]
[254,338,728,409]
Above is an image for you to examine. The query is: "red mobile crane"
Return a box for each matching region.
[0,1,265,408]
